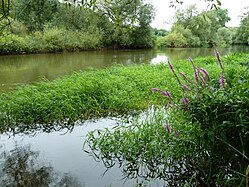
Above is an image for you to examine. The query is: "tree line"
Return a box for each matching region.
[0,0,249,54]
[155,4,249,48]
[0,0,155,54]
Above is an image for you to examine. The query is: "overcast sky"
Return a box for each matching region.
[150,0,249,30]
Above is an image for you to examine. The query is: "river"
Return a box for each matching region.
[0,46,249,186]
[0,46,248,92]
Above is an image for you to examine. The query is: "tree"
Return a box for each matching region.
[75,0,155,48]
[169,0,222,9]
[171,5,230,47]
[15,0,59,32]
[171,24,201,47]
[235,9,249,44]
[0,145,83,186]
[164,32,187,47]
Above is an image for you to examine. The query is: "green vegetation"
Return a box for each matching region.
[155,5,233,48]
[0,0,155,54]
[85,52,249,186]
[234,9,249,45]
[1,0,249,54]
[0,63,172,132]
[155,5,249,48]
[0,53,246,130]
[0,51,248,185]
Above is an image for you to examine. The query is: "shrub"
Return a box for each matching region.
[155,36,168,48]
[164,32,187,47]
[0,32,28,54]
[152,49,249,186]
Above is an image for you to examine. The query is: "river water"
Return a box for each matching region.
[0,46,248,92]
[0,46,249,186]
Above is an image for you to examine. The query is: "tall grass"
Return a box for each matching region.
[0,63,169,131]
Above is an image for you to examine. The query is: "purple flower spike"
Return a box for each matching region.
[194,71,198,84]
[219,73,225,89]
[198,95,201,101]
[162,91,172,99]
[181,97,189,105]
[200,68,210,81]
[168,62,175,73]
[182,83,191,91]
[188,57,193,64]
[215,49,223,70]
[174,128,179,137]
[180,72,192,83]
[166,123,171,134]
[151,88,160,92]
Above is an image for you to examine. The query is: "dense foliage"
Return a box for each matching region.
[155,5,234,48]
[0,0,155,54]
[235,9,249,45]
[1,1,249,53]
[85,52,249,186]
[0,63,172,132]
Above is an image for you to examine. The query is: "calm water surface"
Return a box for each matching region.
[0,119,165,187]
[0,46,248,92]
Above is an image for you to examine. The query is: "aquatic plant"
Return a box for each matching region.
[0,64,181,132]
[151,49,249,186]
[85,51,249,186]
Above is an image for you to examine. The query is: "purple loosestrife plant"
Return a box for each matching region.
[152,49,225,107]
[181,83,191,92]
[180,72,192,84]
[200,68,210,81]
[219,73,226,90]
[162,91,173,99]
[188,57,199,84]
[215,49,224,70]
[174,128,179,137]
[181,97,189,105]
[151,49,226,138]
[166,123,171,134]
[168,61,183,91]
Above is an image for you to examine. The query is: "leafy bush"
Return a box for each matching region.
[0,27,103,54]
[155,36,168,48]
[164,32,187,47]
[0,32,28,53]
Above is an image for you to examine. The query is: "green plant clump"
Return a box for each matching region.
[85,51,249,186]
[0,63,179,132]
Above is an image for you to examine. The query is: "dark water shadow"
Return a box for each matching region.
[0,144,83,187]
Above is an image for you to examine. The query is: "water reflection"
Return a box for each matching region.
[1,119,161,187]
[0,144,83,187]
[0,46,248,92]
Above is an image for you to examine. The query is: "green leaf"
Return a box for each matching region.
[208,130,214,143]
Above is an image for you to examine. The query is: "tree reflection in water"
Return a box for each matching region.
[0,144,83,187]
